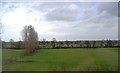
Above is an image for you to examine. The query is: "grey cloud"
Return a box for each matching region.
[74,2,118,30]
[88,11,117,29]
[45,4,98,22]
[98,2,118,16]
[45,8,80,21]
[1,2,118,41]
[46,3,118,40]
[31,2,73,12]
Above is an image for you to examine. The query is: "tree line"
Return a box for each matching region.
[2,39,119,49]
[1,25,120,54]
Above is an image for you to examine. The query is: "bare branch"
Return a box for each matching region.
[21,25,38,54]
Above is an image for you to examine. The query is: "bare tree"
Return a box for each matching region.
[42,38,46,48]
[9,39,14,48]
[100,40,104,48]
[51,38,56,48]
[58,41,63,48]
[21,25,38,54]
[15,41,22,49]
[107,39,112,47]
[0,19,3,49]
[84,41,90,48]
[0,39,1,49]
[65,40,69,48]
[92,41,96,48]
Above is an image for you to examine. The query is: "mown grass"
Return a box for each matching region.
[2,48,118,71]
[0,49,2,72]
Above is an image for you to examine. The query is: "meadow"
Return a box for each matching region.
[2,48,118,71]
[0,49,2,72]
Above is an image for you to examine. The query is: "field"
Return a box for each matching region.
[0,49,2,72]
[2,48,118,71]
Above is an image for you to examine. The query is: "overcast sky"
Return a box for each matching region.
[0,2,118,41]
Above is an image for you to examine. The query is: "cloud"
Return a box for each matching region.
[98,2,118,16]
[44,2,118,40]
[86,11,118,28]
[45,8,80,22]
[45,2,98,22]
[0,2,118,41]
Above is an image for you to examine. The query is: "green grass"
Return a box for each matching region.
[0,49,2,72]
[2,48,118,71]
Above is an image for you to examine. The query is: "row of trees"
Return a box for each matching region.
[1,25,119,54]
[5,38,119,49]
[40,40,118,49]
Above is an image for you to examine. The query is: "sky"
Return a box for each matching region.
[0,2,119,41]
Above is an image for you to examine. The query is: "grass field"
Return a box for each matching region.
[0,49,2,72]
[2,48,118,71]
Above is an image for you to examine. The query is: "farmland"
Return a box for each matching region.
[2,48,118,71]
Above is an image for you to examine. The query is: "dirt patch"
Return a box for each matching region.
[15,59,34,63]
[5,59,35,63]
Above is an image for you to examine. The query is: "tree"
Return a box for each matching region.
[84,41,90,48]
[9,39,14,48]
[118,40,120,47]
[0,41,1,49]
[51,38,56,48]
[106,40,112,47]
[0,20,3,49]
[15,41,22,49]
[93,41,96,48]
[42,38,46,48]
[58,41,63,48]
[100,40,104,48]
[21,25,38,54]
[65,40,69,48]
